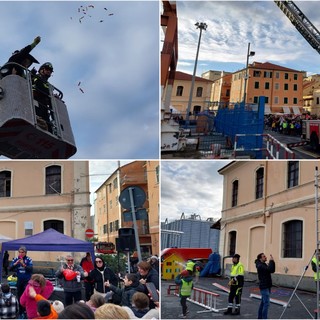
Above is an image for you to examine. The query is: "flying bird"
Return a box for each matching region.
[78,81,81,86]
[79,88,84,94]
[108,13,114,16]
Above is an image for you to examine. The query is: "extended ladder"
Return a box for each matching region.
[274,1,320,54]
[315,167,320,319]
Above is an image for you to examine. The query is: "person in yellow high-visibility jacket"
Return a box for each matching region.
[224,254,245,316]
[185,260,196,276]
[175,269,193,319]
[311,254,320,287]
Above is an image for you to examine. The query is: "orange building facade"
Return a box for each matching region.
[94,161,159,256]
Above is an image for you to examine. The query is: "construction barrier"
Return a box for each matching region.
[250,293,290,307]
[168,284,225,313]
[215,97,265,148]
[234,133,295,159]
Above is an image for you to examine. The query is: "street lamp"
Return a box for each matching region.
[185,22,207,126]
[243,42,255,105]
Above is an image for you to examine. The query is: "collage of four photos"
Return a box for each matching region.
[0,0,320,319]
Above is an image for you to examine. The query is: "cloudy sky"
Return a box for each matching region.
[161,160,231,222]
[174,1,320,76]
[0,1,159,159]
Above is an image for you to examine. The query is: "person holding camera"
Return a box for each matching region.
[9,246,33,318]
[255,253,276,319]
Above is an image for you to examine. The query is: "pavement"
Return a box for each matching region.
[161,276,317,319]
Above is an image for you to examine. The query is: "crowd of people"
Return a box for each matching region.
[264,114,311,136]
[0,247,160,319]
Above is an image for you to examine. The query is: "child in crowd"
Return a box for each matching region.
[51,300,64,315]
[86,293,105,312]
[0,283,19,319]
[131,291,150,318]
[105,273,144,307]
[175,269,193,319]
[28,286,58,319]
[20,273,54,319]
[35,300,57,319]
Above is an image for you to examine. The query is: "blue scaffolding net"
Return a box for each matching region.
[214,97,265,157]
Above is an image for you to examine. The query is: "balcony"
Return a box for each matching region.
[120,174,147,186]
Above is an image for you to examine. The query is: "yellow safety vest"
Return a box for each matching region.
[312,257,320,280]
[180,279,192,297]
[230,262,245,277]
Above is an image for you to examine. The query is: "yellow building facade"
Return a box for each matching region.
[0,161,91,262]
[218,160,319,290]
[166,71,213,115]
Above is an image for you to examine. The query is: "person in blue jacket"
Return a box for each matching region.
[175,269,193,319]
[9,246,33,318]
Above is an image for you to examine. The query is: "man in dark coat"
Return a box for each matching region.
[32,62,54,132]
[255,253,276,319]
[2,36,41,77]
[55,255,85,306]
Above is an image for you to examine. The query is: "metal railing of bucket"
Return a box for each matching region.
[234,134,296,159]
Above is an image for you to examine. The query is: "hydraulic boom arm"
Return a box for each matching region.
[274,1,320,54]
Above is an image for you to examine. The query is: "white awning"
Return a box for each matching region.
[264,105,271,114]
[282,106,291,114]
[292,106,301,115]
[169,106,180,114]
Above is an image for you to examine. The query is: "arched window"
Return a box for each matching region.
[282,220,302,258]
[44,220,64,234]
[193,105,201,114]
[196,87,203,97]
[176,86,183,96]
[256,167,264,199]
[0,171,11,197]
[232,180,238,207]
[46,165,61,194]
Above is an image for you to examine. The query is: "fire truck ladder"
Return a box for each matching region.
[274,1,320,54]
[315,167,320,319]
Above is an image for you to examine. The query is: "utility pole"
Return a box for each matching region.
[243,42,255,105]
[185,22,207,126]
